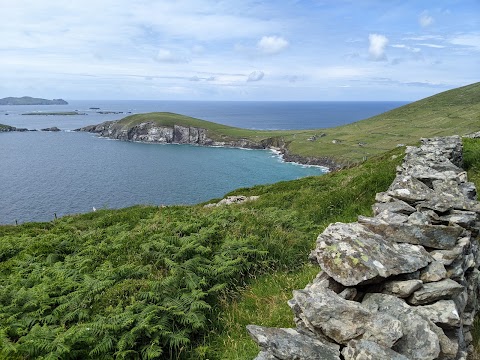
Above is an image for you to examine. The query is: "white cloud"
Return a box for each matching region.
[247,70,264,82]
[257,36,289,54]
[450,34,480,50]
[417,43,445,48]
[419,13,434,27]
[391,44,422,53]
[368,34,389,61]
[155,49,189,63]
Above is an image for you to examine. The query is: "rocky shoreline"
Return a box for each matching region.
[0,125,29,132]
[76,120,342,170]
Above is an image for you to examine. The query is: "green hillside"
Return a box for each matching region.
[106,82,480,165]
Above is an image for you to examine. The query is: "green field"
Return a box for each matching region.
[107,82,480,165]
[0,82,479,359]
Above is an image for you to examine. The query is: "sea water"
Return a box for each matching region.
[0,100,407,224]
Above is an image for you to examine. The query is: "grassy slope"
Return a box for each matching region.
[0,146,404,359]
[110,82,480,164]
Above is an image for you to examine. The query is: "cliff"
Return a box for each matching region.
[77,120,264,149]
[0,96,68,105]
[248,135,480,360]
[76,118,342,169]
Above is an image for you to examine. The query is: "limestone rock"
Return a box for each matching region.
[429,238,469,266]
[365,211,408,225]
[383,279,423,298]
[407,211,431,225]
[310,222,431,286]
[438,210,478,228]
[414,300,461,327]
[428,322,459,359]
[362,221,462,250]
[409,279,464,305]
[204,195,259,207]
[372,199,416,216]
[362,312,403,348]
[420,261,447,282]
[246,325,341,360]
[290,288,371,344]
[362,293,441,359]
[254,351,277,360]
[342,339,410,360]
[387,175,434,203]
[399,157,463,184]
[459,182,477,200]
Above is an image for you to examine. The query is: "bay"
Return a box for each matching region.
[0,100,407,224]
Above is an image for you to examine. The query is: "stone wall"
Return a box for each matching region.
[247,136,480,360]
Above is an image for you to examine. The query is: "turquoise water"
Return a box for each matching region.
[0,100,407,224]
[0,131,325,224]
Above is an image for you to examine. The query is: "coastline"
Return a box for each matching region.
[77,118,342,171]
[91,132,333,171]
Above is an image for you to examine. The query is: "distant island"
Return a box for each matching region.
[0,96,68,105]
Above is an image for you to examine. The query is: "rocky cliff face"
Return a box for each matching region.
[248,135,480,360]
[77,120,344,169]
[77,121,265,149]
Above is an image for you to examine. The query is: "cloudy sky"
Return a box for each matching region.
[1,0,479,100]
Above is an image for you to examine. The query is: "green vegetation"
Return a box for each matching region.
[110,82,480,165]
[0,144,404,359]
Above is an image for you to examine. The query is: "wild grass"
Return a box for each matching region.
[0,145,403,359]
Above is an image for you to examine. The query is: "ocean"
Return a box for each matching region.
[0,100,407,224]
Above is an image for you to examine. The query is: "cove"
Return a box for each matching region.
[0,131,326,224]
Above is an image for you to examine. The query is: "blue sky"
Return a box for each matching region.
[1,0,479,101]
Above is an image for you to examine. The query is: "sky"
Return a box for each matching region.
[1,0,479,101]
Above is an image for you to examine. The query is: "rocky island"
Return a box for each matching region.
[0,96,68,105]
[0,123,28,132]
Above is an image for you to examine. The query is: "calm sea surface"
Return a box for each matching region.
[0,100,407,224]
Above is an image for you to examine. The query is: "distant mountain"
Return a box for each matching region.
[0,96,68,105]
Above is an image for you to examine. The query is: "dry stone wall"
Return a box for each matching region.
[248,136,480,360]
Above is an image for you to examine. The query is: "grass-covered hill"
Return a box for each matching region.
[99,82,480,165]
